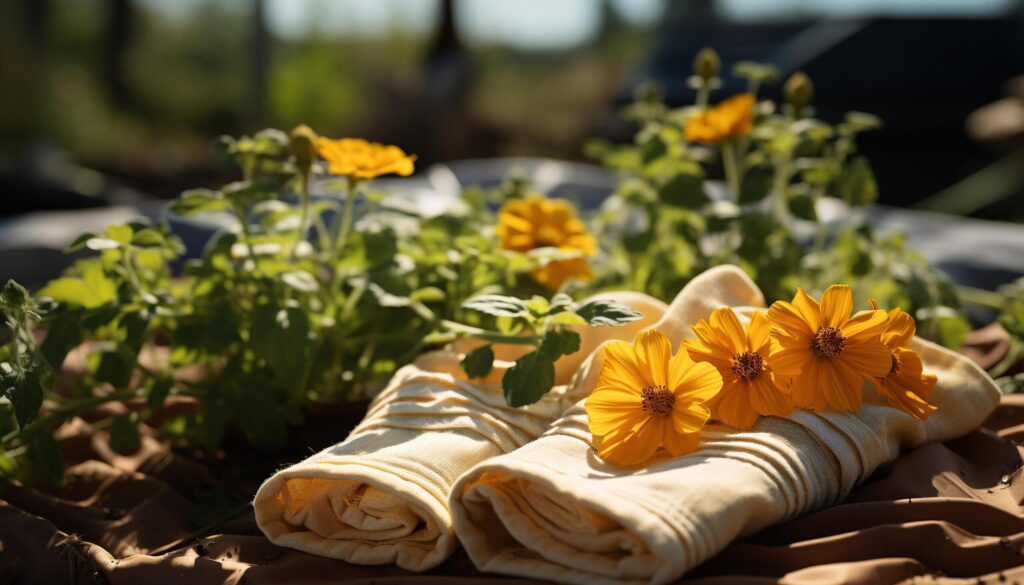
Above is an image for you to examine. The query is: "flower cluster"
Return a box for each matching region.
[586,285,937,466]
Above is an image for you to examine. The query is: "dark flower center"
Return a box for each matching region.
[887,351,901,377]
[731,351,764,381]
[812,326,847,359]
[641,385,675,416]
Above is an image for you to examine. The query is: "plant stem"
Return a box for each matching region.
[3,390,137,446]
[330,178,358,264]
[290,170,311,262]
[957,286,1007,311]
[696,80,711,109]
[439,320,541,346]
[722,140,741,198]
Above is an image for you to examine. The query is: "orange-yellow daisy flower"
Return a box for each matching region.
[496,196,597,290]
[870,301,938,420]
[767,285,890,412]
[684,93,755,144]
[684,308,793,429]
[316,137,416,180]
[585,329,723,466]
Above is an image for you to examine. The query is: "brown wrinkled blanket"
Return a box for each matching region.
[2,324,1022,585]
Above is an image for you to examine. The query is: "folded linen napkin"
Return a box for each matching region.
[450,265,1001,585]
[253,292,667,571]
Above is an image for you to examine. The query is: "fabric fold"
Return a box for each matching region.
[450,265,1002,585]
[253,291,668,571]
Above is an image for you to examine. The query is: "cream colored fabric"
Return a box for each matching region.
[450,265,1002,585]
[253,292,668,571]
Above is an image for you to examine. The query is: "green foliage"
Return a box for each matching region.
[586,53,968,341]
[457,292,641,406]
[0,128,646,485]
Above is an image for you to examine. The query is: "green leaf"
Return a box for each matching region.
[109,415,141,455]
[738,169,773,204]
[197,397,227,448]
[85,237,121,251]
[461,344,495,379]
[0,280,30,310]
[367,282,411,307]
[2,363,43,429]
[130,228,167,249]
[169,189,231,216]
[251,305,312,382]
[65,232,99,252]
[281,270,320,293]
[788,193,817,221]
[502,351,555,407]
[640,134,668,164]
[576,299,644,326]
[463,295,529,318]
[538,330,581,362]
[410,287,446,303]
[106,224,134,244]
[658,174,709,209]
[548,312,588,326]
[172,318,240,361]
[362,226,398,268]
[935,314,971,350]
[91,350,133,389]
[40,312,82,372]
[119,310,149,350]
[232,386,288,452]
[147,377,173,411]
[0,452,17,479]
[525,296,550,317]
[40,263,117,309]
[836,156,878,207]
[26,432,65,486]
[732,61,781,85]
[547,293,576,315]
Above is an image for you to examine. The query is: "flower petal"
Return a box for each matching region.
[711,381,760,429]
[791,288,822,330]
[709,307,748,353]
[747,311,772,355]
[634,329,672,387]
[840,337,892,379]
[671,399,712,435]
[820,285,853,328]
[767,345,808,377]
[767,299,815,341]
[882,308,916,348]
[672,358,723,403]
[842,309,889,340]
[602,341,647,391]
[597,416,662,466]
[749,375,793,418]
[662,425,701,457]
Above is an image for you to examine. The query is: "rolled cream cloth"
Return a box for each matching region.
[450,265,1002,585]
[253,291,667,571]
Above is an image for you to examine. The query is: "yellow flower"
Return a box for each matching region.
[684,308,792,429]
[585,329,723,466]
[316,137,416,180]
[496,196,597,290]
[870,301,938,420]
[768,285,891,412]
[684,93,755,143]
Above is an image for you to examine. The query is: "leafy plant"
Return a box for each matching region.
[586,47,970,342]
[454,293,642,406]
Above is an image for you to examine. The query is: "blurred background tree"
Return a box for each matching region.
[1,0,1022,215]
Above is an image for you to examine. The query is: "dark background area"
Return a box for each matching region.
[1,0,1023,220]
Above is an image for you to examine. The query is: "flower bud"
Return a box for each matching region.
[784,72,814,110]
[693,47,721,81]
[289,124,318,170]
